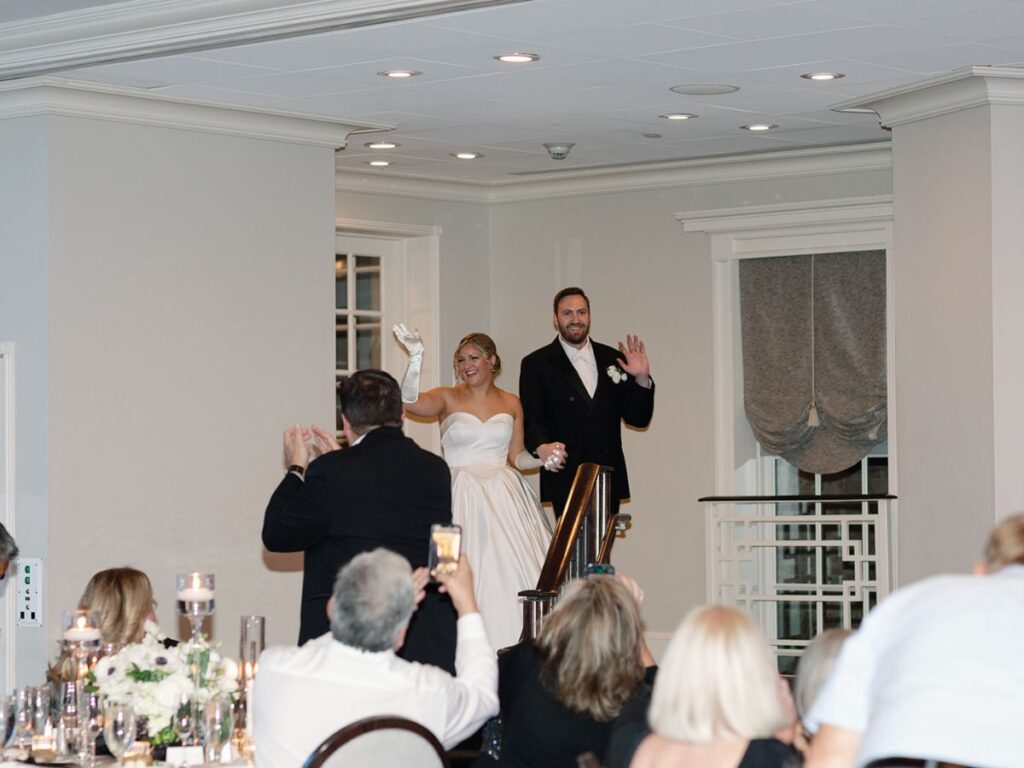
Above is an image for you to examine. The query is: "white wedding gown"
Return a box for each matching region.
[440,412,553,650]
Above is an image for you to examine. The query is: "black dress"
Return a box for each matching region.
[474,642,655,768]
[605,735,802,768]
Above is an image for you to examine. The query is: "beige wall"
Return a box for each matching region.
[36,114,336,680]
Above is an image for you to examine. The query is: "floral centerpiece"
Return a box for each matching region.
[92,621,239,746]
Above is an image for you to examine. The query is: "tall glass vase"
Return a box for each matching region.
[176,573,215,743]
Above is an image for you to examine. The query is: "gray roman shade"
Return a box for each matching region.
[739,251,887,474]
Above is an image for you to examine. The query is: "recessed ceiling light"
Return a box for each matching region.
[378,69,421,79]
[364,141,399,150]
[801,72,845,81]
[670,83,739,96]
[660,112,698,120]
[451,152,484,160]
[367,160,391,167]
[741,123,778,132]
[494,52,540,63]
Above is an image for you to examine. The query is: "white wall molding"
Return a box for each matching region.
[0,342,16,694]
[336,217,441,238]
[336,143,892,205]
[0,0,527,80]
[677,197,894,495]
[0,76,378,147]
[834,66,1024,128]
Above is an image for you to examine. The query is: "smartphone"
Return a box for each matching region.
[585,563,616,577]
[428,523,462,578]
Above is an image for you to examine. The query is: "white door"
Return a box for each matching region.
[335,233,440,454]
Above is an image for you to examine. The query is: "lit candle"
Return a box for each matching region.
[176,573,214,602]
[63,613,101,642]
[63,626,101,642]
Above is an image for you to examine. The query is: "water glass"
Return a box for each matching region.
[31,685,51,734]
[239,615,265,674]
[12,687,32,746]
[103,702,136,766]
[78,689,103,767]
[203,697,234,764]
[0,694,15,748]
[59,680,80,757]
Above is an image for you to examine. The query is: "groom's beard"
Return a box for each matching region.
[558,321,589,346]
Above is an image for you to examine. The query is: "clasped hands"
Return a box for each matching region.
[537,442,567,472]
[282,424,340,470]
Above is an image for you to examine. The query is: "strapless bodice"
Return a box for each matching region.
[440,412,513,469]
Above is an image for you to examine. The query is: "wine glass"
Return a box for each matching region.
[12,687,33,748]
[77,689,103,767]
[202,697,233,764]
[102,703,136,766]
[173,693,195,751]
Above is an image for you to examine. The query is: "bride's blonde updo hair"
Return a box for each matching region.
[453,332,501,380]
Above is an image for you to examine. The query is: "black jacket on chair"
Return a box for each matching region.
[519,338,654,514]
[262,426,457,672]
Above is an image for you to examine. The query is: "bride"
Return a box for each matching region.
[395,325,563,650]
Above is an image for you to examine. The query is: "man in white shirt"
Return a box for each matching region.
[252,548,498,767]
[806,513,1024,768]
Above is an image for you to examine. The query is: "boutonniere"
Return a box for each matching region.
[606,365,626,384]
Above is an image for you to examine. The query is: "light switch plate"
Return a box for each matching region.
[15,557,42,627]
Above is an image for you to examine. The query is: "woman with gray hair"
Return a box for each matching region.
[794,629,852,733]
[629,606,801,768]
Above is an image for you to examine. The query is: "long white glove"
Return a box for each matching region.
[514,451,543,470]
[393,323,424,404]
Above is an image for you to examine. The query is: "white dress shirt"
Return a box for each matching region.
[559,336,598,397]
[807,565,1024,768]
[252,613,498,767]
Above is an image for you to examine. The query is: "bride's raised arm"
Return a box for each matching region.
[394,323,448,418]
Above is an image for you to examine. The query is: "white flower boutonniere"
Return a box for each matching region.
[606,365,626,384]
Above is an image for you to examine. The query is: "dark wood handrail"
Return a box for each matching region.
[535,463,603,592]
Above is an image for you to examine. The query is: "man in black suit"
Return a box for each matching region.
[519,287,654,517]
[262,369,457,672]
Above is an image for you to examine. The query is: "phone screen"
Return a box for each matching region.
[428,524,462,577]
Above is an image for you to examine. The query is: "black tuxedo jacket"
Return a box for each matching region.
[519,338,654,511]
[262,426,457,672]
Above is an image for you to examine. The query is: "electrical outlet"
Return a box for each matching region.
[15,557,42,627]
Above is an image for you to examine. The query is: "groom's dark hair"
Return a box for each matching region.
[340,369,403,434]
[553,286,590,314]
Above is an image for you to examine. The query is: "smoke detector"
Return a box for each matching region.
[543,142,575,160]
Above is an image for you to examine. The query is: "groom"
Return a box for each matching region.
[519,287,654,517]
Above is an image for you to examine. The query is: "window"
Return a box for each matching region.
[682,197,895,673]
[335,252,383,433]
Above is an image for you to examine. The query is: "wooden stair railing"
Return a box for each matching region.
[517,463,631,641]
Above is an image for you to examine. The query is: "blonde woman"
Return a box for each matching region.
[396,327,555,650]
[475,575,657,767]
[630,606,801,768]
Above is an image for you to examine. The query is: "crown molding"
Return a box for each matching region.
[0,76,383,147]
[336,143,892,205]
[678,195,893,237]
[336,216,441,237]
[833,66,1024,128]
[0,0,528,80]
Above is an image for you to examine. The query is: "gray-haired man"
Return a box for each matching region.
[252,548,498,767]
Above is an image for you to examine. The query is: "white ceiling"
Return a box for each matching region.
[8,0,1024,182]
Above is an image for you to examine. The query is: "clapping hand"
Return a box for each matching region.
[616,334,651,388]
[311,425,341,454]
[283,425,311,468]
[393,323,424,358]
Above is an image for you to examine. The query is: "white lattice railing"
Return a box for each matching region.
[700,495,896,672]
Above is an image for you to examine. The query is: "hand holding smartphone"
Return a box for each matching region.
[428,524,462,579]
